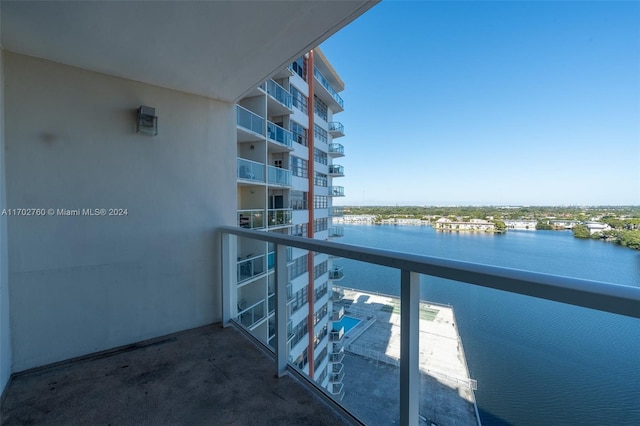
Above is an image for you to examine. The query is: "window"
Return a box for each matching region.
[290,120,308,146]
[314,96,328,121]
[314,325,328,349]
[314,172,328,187]
[289,319,308,354]
[314,260,328,278]
[290,85,308,114]
[314,124,328,144]
[290,191,308,210]
[314,195,328,209]
[314,148,327,165]
[288,285,308,316]
[288,253,308,278]
[314,218,328,233]
[291,156,308,178]
[291,57,307,81]
[291,223,308,238]
[314,282,328,301]
[313,305,328,326]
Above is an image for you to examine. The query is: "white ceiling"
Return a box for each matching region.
[1,1,377,103]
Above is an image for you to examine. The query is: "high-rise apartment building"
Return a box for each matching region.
[235,48,347,397]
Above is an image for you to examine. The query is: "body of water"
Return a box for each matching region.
[336,225,639,425]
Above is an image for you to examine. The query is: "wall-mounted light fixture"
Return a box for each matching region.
[137,106,158,136]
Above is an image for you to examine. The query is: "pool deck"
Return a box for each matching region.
[336,288,480,426]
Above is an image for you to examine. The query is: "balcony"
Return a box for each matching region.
[328,122,345,138]
[329,226,344,238]
[329,186,344,197]
[329,266,344,281]
[236,105,264,141]
[328,164,344,177]
[329,345,345,363]
[329,326,344,342]
[237,157,265,184]
[238,209,265,229]
[329,383,346,401]
[267,166,292,187]
[313,67,344,111]
[331,286,344,301]
[328,143,345,157]
[238,298,266,329]
[237,253,265,284]
[267,121,293,151]
[330,206,345,217]
[332,306,345,321]
[268,208,293,227]
[0,325,351,425]
[220,226,639,426]
[266,79,293,115]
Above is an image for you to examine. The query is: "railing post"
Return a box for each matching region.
[400,270,419,426]
[221,232,238,327]
[275,243,288,377]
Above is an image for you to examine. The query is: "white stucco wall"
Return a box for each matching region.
[4,52,235,372]
[0,43,12,392]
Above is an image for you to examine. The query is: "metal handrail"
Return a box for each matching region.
[220,226,640,318]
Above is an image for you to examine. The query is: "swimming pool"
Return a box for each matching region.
[334,315,361,334]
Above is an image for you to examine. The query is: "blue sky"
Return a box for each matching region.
[320,1,639,206]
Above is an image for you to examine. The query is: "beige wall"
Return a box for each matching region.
[4,52,235,372]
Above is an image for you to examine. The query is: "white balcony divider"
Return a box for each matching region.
[220,226,640,425]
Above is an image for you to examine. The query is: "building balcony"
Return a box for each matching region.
[328,164,344,177]
[330,206,345,217]
[238,298,266,329]
[0,325,351,425]
[331,286,344,301]
[268,208,293,227]
[328,143,345,157]
[236,105,264,141]
[237,157,265,184]
[329,186,344,197]
[329,266,345,281]
[267,166,292,187]
[329,326,344,342]
[266,79,293,115]
[329,226,344,238]
[237,253,266,284]
[238,209,265,229]
[329,369,345,384]
[267,121,293,151]
[329,383,346,401]
[329,345,345,363]
[328,122,345,138]
[332,306,345,321]
[313,67,344,112]
[219,226,639,426]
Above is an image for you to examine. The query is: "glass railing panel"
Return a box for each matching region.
[236,105,264,135]
[329,186,344,197]
[267,79,293,109]
[238,298,266,329]
[221,226,639,426]
[267,166,292,187]
[313,67,344,108]
[236,253,266,284]
[238,209,265,229]
[329,226,344,237]
[328,143,344,156]
[329,165,344,176]
[267,121,293,148]
[328,122,344,134]
[268,208,292,227]
[237,158,265,183]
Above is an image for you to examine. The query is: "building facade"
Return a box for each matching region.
[235,48,347,398]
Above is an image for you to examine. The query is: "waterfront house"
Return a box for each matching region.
[434,218,497,232]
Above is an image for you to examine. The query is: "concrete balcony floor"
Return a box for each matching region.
[1,324,350,425]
